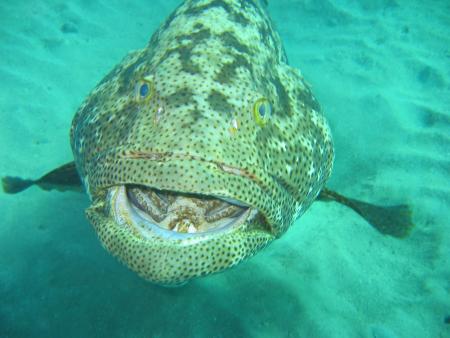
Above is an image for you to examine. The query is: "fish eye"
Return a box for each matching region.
[253,98,272,126]
[135,78,154,101]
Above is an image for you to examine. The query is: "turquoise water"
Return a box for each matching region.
[1,1,449,337]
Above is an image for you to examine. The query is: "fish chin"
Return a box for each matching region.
[85,184,274,285]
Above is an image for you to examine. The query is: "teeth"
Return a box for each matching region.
[154,190,172,205]
[205,202,243,222]
[205,200,227,213]
[127,186,168,222]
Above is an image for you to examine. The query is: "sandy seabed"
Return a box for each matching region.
[0,1,449,337]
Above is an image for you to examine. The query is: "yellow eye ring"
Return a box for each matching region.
[135,78,155,102]
[253,98,272,126]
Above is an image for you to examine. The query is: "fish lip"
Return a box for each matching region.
[107,185,258,241]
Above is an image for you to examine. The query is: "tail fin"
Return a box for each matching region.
[2,176,35,194]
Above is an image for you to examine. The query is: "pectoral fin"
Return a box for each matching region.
[318,188,414,238]
[2,161,83,194]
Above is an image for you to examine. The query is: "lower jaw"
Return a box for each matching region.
[85,189,275,285]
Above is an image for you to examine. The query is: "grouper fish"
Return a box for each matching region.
[2,0,413,285]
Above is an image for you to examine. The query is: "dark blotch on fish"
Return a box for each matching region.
[176,28,211,43]
[165,88,195,108]
[220,31,251,54]
[185,0,250,26]
[117,53,149,95]
[271,75,292,117]
[207,90,234,114]
[216,54,252,84]
[176,45,201,74]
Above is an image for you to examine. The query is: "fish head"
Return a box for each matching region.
[70,5,333,285]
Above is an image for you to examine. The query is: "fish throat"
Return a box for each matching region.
[108,185,258,240]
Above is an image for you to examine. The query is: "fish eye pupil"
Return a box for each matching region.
[259,104,266,117]
[140,83,149,97]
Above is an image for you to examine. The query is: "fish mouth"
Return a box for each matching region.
[107,185,258,240]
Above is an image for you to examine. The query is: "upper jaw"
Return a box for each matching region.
[84,151,275,238]
[107,185,259,240]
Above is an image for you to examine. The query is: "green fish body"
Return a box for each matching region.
[70,0,334,285]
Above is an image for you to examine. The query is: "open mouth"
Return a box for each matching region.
[107,185,258,240]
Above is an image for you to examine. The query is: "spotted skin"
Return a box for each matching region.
[70,0,334,285]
